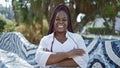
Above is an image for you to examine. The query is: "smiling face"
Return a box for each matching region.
[54,11,68,33]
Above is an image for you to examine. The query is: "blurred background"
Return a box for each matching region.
[0,0,120,44]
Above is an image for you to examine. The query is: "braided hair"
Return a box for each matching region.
[47,4,73,35]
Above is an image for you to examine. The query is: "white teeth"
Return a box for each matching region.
[58,25,63,28]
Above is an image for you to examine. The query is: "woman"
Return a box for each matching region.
[35,4,89,68]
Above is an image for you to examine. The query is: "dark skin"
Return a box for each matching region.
[55,31,67,44]
[46,11,85,67]
[55,58,78,67]
[54,31,78,67]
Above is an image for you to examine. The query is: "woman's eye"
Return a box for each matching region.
[63,19,67,21]
[56,18,60,21]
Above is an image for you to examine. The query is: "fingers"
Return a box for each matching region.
[73,49,85,56]
[68,49,86,58]
[77,49,85,54]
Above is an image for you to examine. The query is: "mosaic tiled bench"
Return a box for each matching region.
[0,32,120,68]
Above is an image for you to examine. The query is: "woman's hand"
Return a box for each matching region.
[54,58,79,67]
[67,49,85,58]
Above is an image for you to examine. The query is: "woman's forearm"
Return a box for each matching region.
[46,48,85,65]
[46,52,69,65]
[54,58,79,67]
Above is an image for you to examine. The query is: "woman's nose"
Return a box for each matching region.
[59,20,63,23]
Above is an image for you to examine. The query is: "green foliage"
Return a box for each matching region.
[42,19,49,36]
[12,0,120,33]
[0,14,16,33]
[13,0,44,24]
[15,19,48,44]
[19,7,29,23]
[103,22,110,29]
[0,20,6,33]
[118,0,120,11]
[4,23,16,32]
[87,27,113,35]
[101,4,117,18]
[0,15,6,33]
[11,0,120,42]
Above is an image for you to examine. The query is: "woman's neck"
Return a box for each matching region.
[54,31,66,37]
[54,31,67,44]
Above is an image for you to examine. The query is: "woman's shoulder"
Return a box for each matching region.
[68,31,82,38]
[41,33,53,41]
[68,31,84,42]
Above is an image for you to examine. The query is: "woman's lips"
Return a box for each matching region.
[58,25,64,28]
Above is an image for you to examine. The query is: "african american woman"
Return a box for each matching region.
[35,4,89,68]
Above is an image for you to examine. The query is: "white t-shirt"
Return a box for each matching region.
[35,31,89,68]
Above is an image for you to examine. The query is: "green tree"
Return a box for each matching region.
[0,20,6,33]
[0,15,6,33]
[12,0,119,34]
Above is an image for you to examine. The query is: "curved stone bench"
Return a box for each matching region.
[86,39,120,68]
[0,32,39,68]
[0,32,120,68]
[0,49,34,68]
